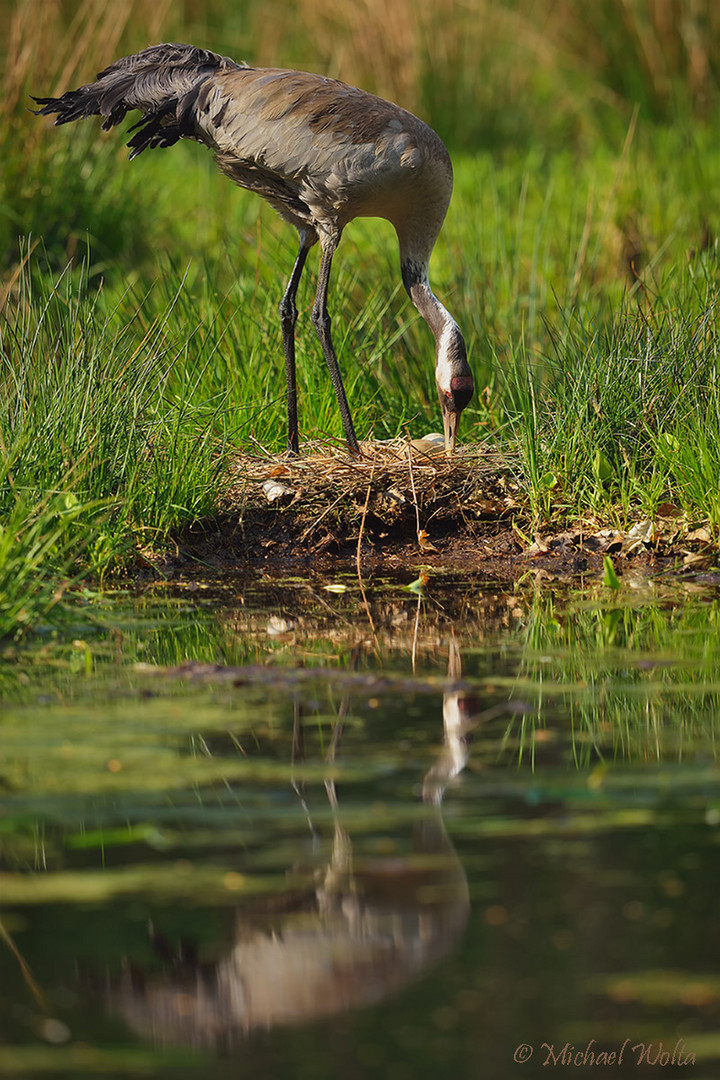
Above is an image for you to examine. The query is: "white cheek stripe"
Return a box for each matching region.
[436,311,462,390]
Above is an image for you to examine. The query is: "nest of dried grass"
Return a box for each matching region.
[223,437,520,542]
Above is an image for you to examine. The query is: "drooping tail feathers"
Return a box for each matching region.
[32,43,241,158]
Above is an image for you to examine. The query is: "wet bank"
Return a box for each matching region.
[130,444,720,582]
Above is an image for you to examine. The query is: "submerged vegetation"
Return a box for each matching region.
[3,574,720,1075]
[2,1,720,635]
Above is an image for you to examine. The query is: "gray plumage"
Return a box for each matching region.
[34,43,474,454]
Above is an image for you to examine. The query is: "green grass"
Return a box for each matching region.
[0,253,230,623]
[0,488,89,641]
[503,263,720,524]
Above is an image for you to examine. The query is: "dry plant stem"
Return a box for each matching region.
[249,435,278,459]
[569,186,594,308]
[0,918,48,1011]
[356,474,377,637]
[411,590,422,674]
[406,442,422,538]
[324,712,346,811]
[291,706,318,842]
[299,490,348,543]
[596,103,639,258]
[0,238,39,315]
[356,479,373,574]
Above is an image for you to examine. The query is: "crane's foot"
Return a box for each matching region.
[344,429,361,457]
[285,432,300,457]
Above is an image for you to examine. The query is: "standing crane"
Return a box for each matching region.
[34,43,474,456]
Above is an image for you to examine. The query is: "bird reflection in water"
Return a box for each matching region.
[108,641,481,1048]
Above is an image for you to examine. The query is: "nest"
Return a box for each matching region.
[223,437,520,544]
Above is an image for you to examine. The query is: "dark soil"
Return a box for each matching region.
[147,502,719,586]
[131,444,720,584]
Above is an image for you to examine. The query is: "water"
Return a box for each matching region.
[2,571,720,1078]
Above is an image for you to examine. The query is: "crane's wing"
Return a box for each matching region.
[33,43,242,156]
[35,51,451,237]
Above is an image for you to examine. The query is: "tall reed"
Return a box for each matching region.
[0,0,178,274]
[254,0,720,145]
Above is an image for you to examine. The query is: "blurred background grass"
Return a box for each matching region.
[4,0,720,280]
[2,1,720,633]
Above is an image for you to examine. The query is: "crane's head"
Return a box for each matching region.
[436,324,474,455]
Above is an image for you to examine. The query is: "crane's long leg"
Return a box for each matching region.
[311,244,361,455]
[279,232,314,455]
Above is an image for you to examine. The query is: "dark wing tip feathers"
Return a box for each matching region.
[31,91,106,128]
[31,42,239,147]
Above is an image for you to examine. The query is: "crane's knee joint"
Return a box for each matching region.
[279,295,298,328]
[311,305,331,336]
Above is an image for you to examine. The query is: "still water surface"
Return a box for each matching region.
[2,571,720,1078]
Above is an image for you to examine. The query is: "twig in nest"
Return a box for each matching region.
[298,491,347,543]
[248,434,276,459]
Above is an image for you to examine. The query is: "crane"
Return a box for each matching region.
[33,43,474,455]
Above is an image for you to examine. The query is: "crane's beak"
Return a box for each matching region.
[438,374,473,456]
[442,405,459,457]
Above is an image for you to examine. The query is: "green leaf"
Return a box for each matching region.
[602,555,622,590]
[593,449,614,485]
